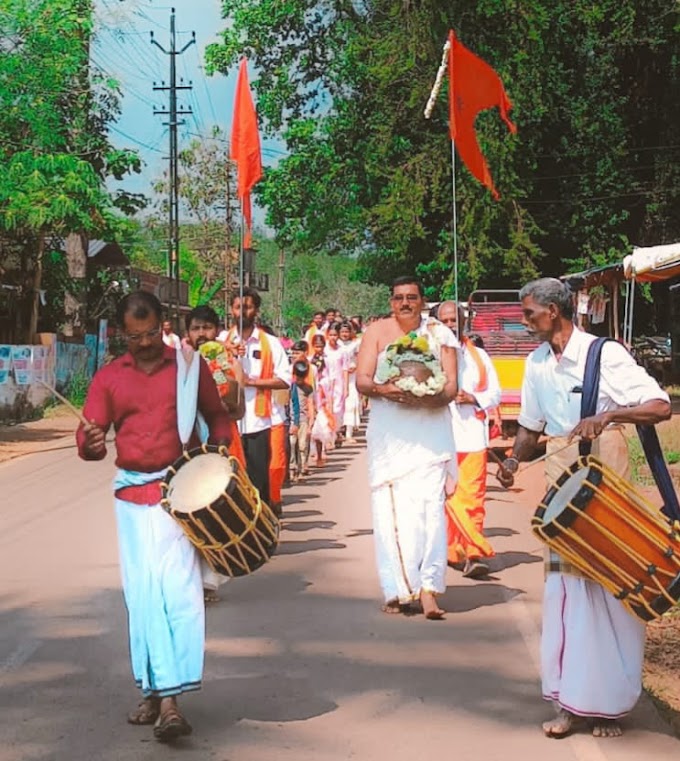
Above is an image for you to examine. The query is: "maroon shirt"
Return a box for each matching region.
[76,346,231,472]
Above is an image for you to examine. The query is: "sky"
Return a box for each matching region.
[93,0,284,228]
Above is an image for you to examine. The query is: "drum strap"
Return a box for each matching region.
[581,337,680,522]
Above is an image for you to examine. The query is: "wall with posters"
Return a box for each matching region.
[0,336,100,422]
[0,343,56,422]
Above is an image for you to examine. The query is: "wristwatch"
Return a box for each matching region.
[503,457,520,473]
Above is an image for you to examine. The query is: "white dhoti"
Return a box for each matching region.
[368,397,455,603]
[541,428,644,717]
[371,462,449,602]
[541,573,645,718]
[114,469,205,698]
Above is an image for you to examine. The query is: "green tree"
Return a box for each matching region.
[0,0,142,339]
[207,1,679,298]
[0,152,116,338]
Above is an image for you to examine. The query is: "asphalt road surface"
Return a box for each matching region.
[0,438,677,760]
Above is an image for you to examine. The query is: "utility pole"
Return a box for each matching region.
[151,9,195,327]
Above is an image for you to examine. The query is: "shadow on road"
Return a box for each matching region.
[484,526,519,538]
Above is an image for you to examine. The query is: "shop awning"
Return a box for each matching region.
[623,242,680,282]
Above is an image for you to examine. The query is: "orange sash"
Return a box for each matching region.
[463,337,488,420]
[229,327,274,418]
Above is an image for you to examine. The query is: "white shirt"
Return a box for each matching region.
[162,332,181,350]
[518,328,669,437]
[450,342,501,452]
[232,327,292,435]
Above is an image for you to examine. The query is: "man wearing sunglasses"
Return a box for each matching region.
[77,291,231,742]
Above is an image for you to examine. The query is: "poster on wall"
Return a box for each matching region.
[11,345,33,385]
[0,345,11,380]
[31,346,47,382]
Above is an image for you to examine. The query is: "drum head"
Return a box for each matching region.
[542,465,596,523]
[167,453,234,514]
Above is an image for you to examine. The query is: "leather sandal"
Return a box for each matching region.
[153,708,192,742]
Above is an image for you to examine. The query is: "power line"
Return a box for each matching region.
[193,45,219,126]
[109,124,167,154]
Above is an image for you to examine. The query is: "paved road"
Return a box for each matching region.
[0,438,677,761]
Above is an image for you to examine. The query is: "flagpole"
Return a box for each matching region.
[239,200,245,339]
[424,38,458,309]
[238,197,246,435]
[451,139,459,309]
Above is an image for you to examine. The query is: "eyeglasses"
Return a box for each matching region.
[125,328,161,342]
[390,294,420,303]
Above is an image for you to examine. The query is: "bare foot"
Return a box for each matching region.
[420,590,445,620]
[592,719,622,738]
[381,598,402,614]
[543,709,580,738]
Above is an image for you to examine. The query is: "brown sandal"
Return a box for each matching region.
[153,708,192,742]
[127,699,160,725]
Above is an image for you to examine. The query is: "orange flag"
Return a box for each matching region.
[231,58,263,246]
[448,30,516,200]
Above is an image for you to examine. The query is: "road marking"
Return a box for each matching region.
[0,639,42,681]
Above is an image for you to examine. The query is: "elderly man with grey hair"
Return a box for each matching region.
[498,277,671,739]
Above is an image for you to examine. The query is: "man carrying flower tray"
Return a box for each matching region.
[356,276,459,619]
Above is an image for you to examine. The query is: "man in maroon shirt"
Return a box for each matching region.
[77,291,231,742]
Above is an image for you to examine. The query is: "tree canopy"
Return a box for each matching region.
[207,0,680,299]
[0,0,141,339]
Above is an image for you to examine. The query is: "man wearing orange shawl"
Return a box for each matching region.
[438,302,501,578]
[185,305,246,469]
[228,287,291,515]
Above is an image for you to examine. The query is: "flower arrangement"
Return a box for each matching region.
[198,341,236,398]
[375,332,446,397]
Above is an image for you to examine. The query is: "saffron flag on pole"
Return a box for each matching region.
[448,30,516,200]
[231,58,263,247]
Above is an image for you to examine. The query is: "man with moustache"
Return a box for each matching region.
[77,291,232,742]
[226,287,291,513]
[304,311,326,348]
[498,277,671,739]
[356,276,459,619]
[184,304,246,466]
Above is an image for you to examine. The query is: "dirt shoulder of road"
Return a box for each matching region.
[0,404,80,464]
[631,413,680,737]
[645,611,680,738]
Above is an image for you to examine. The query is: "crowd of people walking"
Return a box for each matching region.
[77,276,673,744]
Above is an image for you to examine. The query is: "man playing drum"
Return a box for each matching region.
[77,292,232,742]
[356,276,459,619]
[498,278,671,739]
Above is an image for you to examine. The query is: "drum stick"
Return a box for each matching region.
[489,439,579,476]
[34,378,90,426]
[521,440,579,471]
